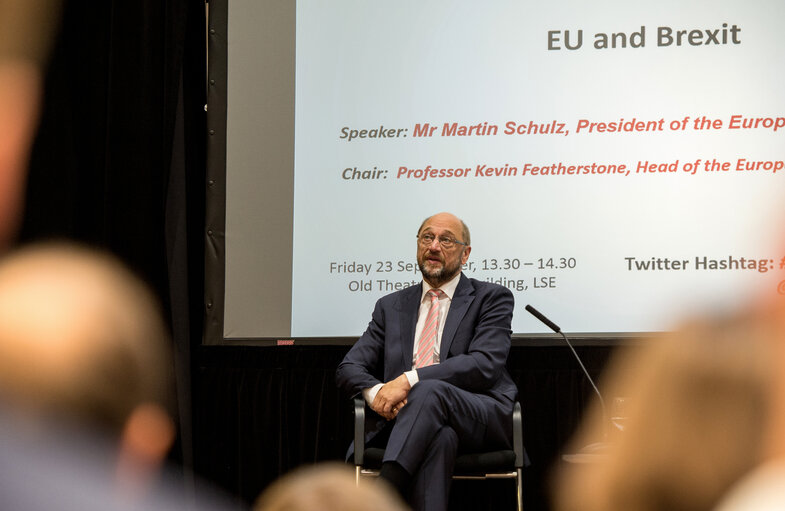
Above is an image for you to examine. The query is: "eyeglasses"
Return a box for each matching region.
[417,233,467,249]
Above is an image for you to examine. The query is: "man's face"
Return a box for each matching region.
[416,214,471,288]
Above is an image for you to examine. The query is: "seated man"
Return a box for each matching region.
[336,212,518,511]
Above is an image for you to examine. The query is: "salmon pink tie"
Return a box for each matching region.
[415,289,444,368]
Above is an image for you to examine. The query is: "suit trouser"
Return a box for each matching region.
[381,380,513,511]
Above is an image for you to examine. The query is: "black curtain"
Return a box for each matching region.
[193,344,616,511]
[20,0,206,471]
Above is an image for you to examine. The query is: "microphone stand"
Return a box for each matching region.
[525,305,610,453]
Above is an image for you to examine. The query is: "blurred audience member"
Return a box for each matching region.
[254,463,409,511]
[713,301,785,511]
[552,313,777,511]
[0,0,62,249]
[0,243,232,509]
[0,243,174,487]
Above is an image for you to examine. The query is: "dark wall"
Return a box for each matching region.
[193,344,617,511]
[21,0,206,471]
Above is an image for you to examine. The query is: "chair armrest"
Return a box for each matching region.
[513,401,523,468]
[353,397,366,465]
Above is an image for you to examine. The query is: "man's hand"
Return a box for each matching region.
[371,374,411,420]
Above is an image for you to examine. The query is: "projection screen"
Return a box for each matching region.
[205,0,785,344]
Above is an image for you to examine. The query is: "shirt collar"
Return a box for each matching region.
[422,272,461,301]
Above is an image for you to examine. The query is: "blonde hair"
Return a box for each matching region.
[255,463,409,511]
[553,314,776,511]
[0,242,171,433]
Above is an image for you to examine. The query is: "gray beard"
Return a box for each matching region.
[418,261,460,288]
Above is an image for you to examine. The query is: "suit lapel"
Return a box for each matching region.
[395,283,422,370]
[440,274,475,358]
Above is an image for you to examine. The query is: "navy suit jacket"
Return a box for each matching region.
[336,273,518,445]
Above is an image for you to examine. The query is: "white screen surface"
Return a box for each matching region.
[224,1,785,339]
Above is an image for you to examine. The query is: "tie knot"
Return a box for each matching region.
[427,289,443,302]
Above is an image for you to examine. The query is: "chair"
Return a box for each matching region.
[352,397,525,511]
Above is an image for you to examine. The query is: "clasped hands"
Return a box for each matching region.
[371,373,411,420]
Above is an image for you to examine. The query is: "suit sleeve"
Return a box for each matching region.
[335,298,387,398]
[416,284,513,393]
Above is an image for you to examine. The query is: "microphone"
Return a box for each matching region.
[524,303,562,334]
[525,304,609,446]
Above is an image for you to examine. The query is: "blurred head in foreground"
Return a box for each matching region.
[0,242,175,490]
[711,291,785,511]
[254,463,410,511]
[0,1,63,249]
[552,313,778,511]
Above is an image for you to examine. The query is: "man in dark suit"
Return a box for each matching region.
[336,212,518,511]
